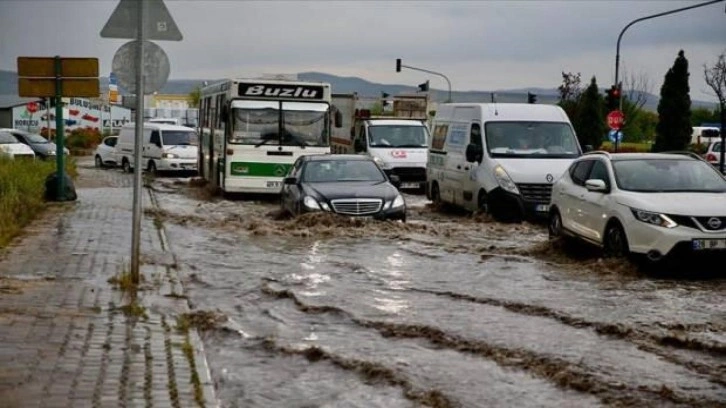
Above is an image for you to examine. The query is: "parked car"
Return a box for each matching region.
[548,151,726,262]
[0,128,68,159]
[280,154,407,221]
[94,136,119,168]
[703,140,723,171]
[0,131,35,160]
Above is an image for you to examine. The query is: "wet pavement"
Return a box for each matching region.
[110,162,724,407]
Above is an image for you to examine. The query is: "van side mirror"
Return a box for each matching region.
[283,176,297,185]
[465,143,483,163]
[389,174,401,188]
[334,111,343,128]
[354,138,366,153]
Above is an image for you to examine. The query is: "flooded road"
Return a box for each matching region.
[89,162,726,407]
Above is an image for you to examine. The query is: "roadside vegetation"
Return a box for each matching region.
[0,157,77,248]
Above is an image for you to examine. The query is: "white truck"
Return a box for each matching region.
[331,93,430,191]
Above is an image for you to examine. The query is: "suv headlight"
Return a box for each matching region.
[631,208,677,228]
[493,165,519,194]
[162,153,179,159]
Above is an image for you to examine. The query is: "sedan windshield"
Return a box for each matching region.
[16,132,49,144]
[303,160,386,183]
[485,121,580,158]
[0,132,19,144]
[369,125,428,148]
[613,159,726,192]
[161,131,198,146]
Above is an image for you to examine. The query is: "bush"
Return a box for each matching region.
[599,142,651,153]
[0,157,77,248]
[66,127,102,150]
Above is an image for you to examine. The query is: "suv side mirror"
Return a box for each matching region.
[465,143,483,163]
[389,174,401,188]
[283,176,297,185]
[585,179,607,192]
[334,111,343,128]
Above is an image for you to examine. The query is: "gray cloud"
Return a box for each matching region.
[1,0,724,101]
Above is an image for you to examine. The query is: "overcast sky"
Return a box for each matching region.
[1,0,725,102]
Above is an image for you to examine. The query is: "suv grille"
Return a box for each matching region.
[330,198,382,215]
[667,215,726,232]
[516,183,552,204]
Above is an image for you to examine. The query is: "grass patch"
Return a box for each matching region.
[0,157,77,248]
[108,262,144,292]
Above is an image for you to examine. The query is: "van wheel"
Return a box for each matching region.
[477,190,488,213]
[431,182,442,205]
[148,161,158,176]
[94,155,103,168]
[122,159,131,173]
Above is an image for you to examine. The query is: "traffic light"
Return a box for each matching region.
[382,91,390,109]
[418,80,429,92]
[605,85,621,111]
[396,59,402,73]
[527,92,537,104]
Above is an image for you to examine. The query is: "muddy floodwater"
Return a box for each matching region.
[124,169,726,407]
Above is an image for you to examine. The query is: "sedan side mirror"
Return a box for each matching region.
[283,176,297,185]
[585,179,608,192]
[389,174,401,188]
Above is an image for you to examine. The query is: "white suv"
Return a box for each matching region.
[548,151,726,262]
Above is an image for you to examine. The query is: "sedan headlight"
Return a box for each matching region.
[303,196,330,211]
[372,156,390,169]
[631,208,677,228]
[493,165,519,194]
[391,194,405,209]
[162,153,179,159]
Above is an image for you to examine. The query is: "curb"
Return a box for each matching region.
[146,187,220,408]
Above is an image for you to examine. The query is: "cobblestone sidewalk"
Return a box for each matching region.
[0,180,217,408]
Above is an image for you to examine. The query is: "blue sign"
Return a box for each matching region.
[109,72,118,86]
[608,130,623,143]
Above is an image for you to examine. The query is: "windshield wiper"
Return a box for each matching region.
[254,138,274,148]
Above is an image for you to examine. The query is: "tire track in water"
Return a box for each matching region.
[406,287,726,387]
[260,284,723,407]
[259,338,458,408]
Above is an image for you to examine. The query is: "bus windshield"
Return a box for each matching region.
[485,121,580,158]
[231,100,329,147]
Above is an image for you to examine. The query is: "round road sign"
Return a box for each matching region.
[607,110,625,130]
[26,102,39,113]
[112,40,170,94]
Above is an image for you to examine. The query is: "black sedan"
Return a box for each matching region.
[280,154,407,222]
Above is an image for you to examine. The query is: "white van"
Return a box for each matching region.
[427,103,582,220]
[148,117,181,126]
[115,123,198,174]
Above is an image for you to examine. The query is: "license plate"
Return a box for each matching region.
[535,204,549,212]
[182,164,196,169]
[692,238,726,250]
[400,182,420,189]
[266,181,281,188]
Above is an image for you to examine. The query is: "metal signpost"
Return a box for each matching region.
[101,0,182,284]
[17,56,100,201]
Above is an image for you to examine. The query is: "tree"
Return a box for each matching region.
[189,86,201,108]
[703,50,726,171]
[557,72,583,122]
[619,70,652,142]
[653,50,692,152]
[575,76,605,149]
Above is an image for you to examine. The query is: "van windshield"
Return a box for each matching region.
[161,131,198,146]
[368,125,428,148]
[484,121,580,158]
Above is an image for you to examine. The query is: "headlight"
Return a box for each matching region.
[303,196,321,210]
[493,165,519,194]
[162,153,179,159]
[631,208,677,228]
[372,156,390,169]
[47,150,56,155]
[391,194,405,209]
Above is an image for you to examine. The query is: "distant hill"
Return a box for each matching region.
[0,69,718,111]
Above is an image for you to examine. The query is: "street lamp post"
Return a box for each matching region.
[615,0,725,112]
[396,59,452,102]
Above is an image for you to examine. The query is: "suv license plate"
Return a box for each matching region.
[266,181,281,188]
[692,238,726,250]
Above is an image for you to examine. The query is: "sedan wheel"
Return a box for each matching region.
[95,155,103,168]
[123,160,131,173]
